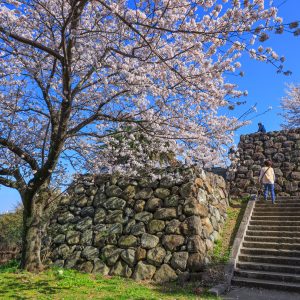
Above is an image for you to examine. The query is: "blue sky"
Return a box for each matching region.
[0,0,300,213]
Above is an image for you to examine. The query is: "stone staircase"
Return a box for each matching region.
[232,196,300,292]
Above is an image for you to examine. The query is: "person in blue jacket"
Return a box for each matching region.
[257,122,266,133]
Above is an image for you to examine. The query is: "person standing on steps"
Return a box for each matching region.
[257,122,266,133]
[259,160,276,204]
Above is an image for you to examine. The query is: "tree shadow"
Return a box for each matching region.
[0,274,65,298]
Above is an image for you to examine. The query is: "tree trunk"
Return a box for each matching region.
[20,193,45,272]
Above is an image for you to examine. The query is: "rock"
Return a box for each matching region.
[179,182,195,198]
[187,236,206,253]
[103,197,126,210]
[153,264,178,282]
[202,218,214,235]
[291,172,300,180]
[183,201,208,217]
[93,259,109,275]
[76,196,89,207]
[135,188,153,200]
[154,208,177,220]
[94,208,106,223]
[145,198,163,212]
[53,260,65,267]
[74,185,85,194]
[106,185,123,197]
[130,222,146,236]
[66,231,81,245]
[123,185,136,200]
[93,192,107,208]
[195,178,204,188]
[136,247,147,261]
[76,217,93,232]
[81,229,93,245]
[106,210,124,224]
[80,206,94,218]
[102,245,122,266]
[159,176,175,188]
[187,253,205,272]
[57,212,75,224]
[64,251,81,269]
[164,195,179,207]
[134,200,145,212]
[148,220,165,234]
[206,239,214,251]
[154,188,171,199]
[110,261,132,278]
[285,181,299,192]
[81,246,99,260]
[197,189,207,203]
[147,247,166,266]
[78,261,94,273]
[165,219,181,234]
[120,249,136,267]
[53,234,66,244]
[139,177,158,188]
[141,233,159,249]
[181,216,202,236]
[132,262,156,281]
[135,212,153,224]
[170,252,188,271]
[162,235,185,251]
[124,219,136,234]
[94,225,108,247]
[118,235,138,248]
[107,223,123,235]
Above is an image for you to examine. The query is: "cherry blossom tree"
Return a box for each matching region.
[281,84,300,129]
[0,0,294,271]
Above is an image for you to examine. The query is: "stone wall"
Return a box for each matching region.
[46,167,228,282]
[229,128,300,198]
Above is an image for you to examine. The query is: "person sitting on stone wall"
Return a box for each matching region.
[259,160,276,204]
[257,122,266,133]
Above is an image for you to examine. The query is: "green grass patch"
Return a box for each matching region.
[212,198,248,264]
[0,264,220,300]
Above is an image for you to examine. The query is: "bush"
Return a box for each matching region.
[0,208,23,247]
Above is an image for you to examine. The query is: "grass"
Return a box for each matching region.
[0,261,220,300]
[212,198,248,264]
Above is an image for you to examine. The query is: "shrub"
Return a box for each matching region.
[0,207,23,247]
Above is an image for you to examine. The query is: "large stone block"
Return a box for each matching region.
[103,197,126,210]
[147,247,166,266]
[153,264,177,282]
[132,262,156,281]
[140,233,159,249]
[162,235,185,251]
[170,251,188,271]
[154,208,177,220]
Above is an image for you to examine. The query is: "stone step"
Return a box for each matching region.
[244,235,300,244]
[249,220,300,226]
[246,230,300,237]
[253,207,300,212]
[232,276,300,292]
[239,254,300,265]
[241,247,300,257]
[251,216,300,221]
[243,241,300,251]
[237,261,300,274]
[248,225,300,231]
[252,212,300,216]
[235,269,300,283]
[255,203,300,207]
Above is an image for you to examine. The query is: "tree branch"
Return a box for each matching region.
[0,137,39,171]
[0,26,64,61]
